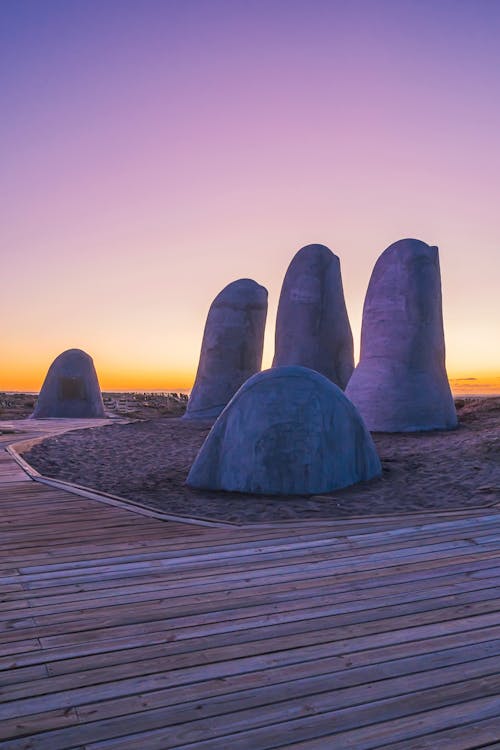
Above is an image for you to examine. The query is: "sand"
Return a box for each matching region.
[21,397,500,523]
[0,391,187,422]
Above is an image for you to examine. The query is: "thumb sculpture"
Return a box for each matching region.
[187,366,381,495]
[345,238,457,432]
[273,243,354,389]
[184,278,268,420]
[33,348,105,418]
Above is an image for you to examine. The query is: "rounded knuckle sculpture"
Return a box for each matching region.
[184,278,268,421]
[273,244,354,389]
[187,366,381,495]
[33,349,105,419]
[345,238,457,432]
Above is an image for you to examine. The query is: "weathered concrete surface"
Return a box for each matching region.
[187,366,381,495]
[346,238,457,432]
[33,349,105,418]
[273,244,354,389]
[184,278,268,420]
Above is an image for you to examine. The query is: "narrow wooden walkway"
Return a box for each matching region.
[1,428,500,749]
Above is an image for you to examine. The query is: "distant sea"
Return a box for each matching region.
[448,377,500,396]
[104,389,192,396]
[1,389,192,396]
[139,381,500,397]
[129,381,500,397]
[3,379,500,397]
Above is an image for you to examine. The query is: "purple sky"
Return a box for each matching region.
[1,0,499,388]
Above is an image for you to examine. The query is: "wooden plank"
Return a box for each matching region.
[6,540,500,594]
[1,580,491,647]
[380,717,500,749]
[6,521,499,572]
[72,674,500,749]
[1,653,499,748]
[9,538,490,588]
[0,708,81,745]
[4,594,500,704]
[14,580,500,637]
[3,550,499,608]
[6,607,500,674]
[264,710,500,750]
[70,634,500,725]
[3,559,497,624]
[1,563,497,625]
[45,622,500,684]
[4,523,498,577]
[4,600,500,712]
[12,547,500,600]
[0,663,48,686]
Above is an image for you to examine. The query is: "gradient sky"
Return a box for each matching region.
[1,0,499,390]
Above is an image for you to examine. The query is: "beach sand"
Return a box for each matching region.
[21,397,500,523]
[0,391,187,422]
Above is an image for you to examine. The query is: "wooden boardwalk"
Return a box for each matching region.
[1,429,500,749]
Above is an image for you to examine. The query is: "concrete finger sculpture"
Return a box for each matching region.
[184,278,268,420]
[345,238,457,432]
[33,348,105,418]
[187,366,381,495]
[273,243,354,389]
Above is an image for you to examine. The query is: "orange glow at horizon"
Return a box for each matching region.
[0,362,196,393]
[2,353,499,394]
[1,305,499,393]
